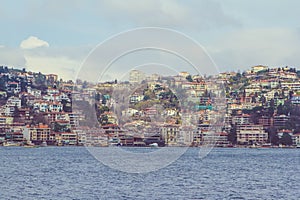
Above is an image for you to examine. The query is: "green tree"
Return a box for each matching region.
[267,126,279,145]
[186,75,193,82]
[102,95,107,105]
[143,95,150,101]
[32,112,48,125]
[280,133,293,146]
[228,125,237,144]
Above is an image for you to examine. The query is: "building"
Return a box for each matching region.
[25,124,51,144]
[274,115,289,128]
[60,132,77,145]
[178,126,194,145]
[251,65,268,73]
[129,93,144,103]
[237,124,268,144]
[160,124,180,146]
[216,132,229,146]
[293,133,300,146]
[129,70,145,84]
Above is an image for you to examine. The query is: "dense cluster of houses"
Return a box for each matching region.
[1,65,300,147]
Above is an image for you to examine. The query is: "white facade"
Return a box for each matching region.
[237,124,268,144]
[129,70,145,84]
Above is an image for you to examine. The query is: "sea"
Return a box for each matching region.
[0,147,299,200]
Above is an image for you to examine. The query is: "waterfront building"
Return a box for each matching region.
[293,133,300,146]
[160,124,180,146]
[178,126,194,145]
[237,124,268,144]
[25,124,51,144]
[274,115,289,128]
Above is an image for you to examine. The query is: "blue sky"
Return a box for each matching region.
[1,0,300,80]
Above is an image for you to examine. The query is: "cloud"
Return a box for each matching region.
[20,36,49,49]
[0,47,26,67]
[23,46,91,80]
[207,28,300,71]
[98,0,241,29]
[24,54,78,80]
[0,45,4,48]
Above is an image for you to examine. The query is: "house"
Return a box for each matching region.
[48,101,63,112]
[7,81,21,93]
[178,126,194,145]
[61,132,77,145]
[129,93,144,103]
[34,101,49,112]
[6,96,21,108]
[277,129,294,145]
[67,112,81,127]
[274,115,289,128]
[85,128,108,147]
[251,65,268,73]
[160,124,180,146]
[122,108,140,117]
[291,95,300,105]
[232,114,251,125]
[0,116,13,127]
[4,96,21,116]
[293,133,300,146]
[237,124,268,144]
[216,132,229,146]
[25,124,51,144]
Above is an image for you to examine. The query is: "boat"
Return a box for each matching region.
[24,145,38,148]
[3,141,20,147]
[149,143,158,147]
[23,140,39,148]
[261,143,272,148]
[40,141,47,147]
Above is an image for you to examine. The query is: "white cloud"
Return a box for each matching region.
[208,28,300,71]
[98,0,240,29]
[24,53,79,80]
[22,46,91,80]
[0,45,4,48]
[20,36,49,49]
[0,47,26,67]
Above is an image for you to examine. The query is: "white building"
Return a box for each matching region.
[160,124,180,146]
[237,124,268,144]
[129,70,145,84]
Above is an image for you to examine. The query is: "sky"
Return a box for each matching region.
[1,0,300,80]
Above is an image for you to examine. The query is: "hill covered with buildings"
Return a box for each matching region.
[1,65,300,147]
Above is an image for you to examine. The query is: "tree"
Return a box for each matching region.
[186,75,193,82]
[13,105,22,123]
[53,122,70,132]
[99,114,109,125]
[95,93,101,102]
[267,126,279,145]
[32,112,48,125]
[269,98,275,108]
[35,72,46,86]
[289,91,294,99]
[101,95,107,105]
[143,95,150,101]
[82,81,88,89]
[0,76,6,91]
[228,125,237,144]
[61,99,72,112]
[280,133,293,146]
[21,95,27,107]
[251,96,256,103]
[260,95,266,105]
